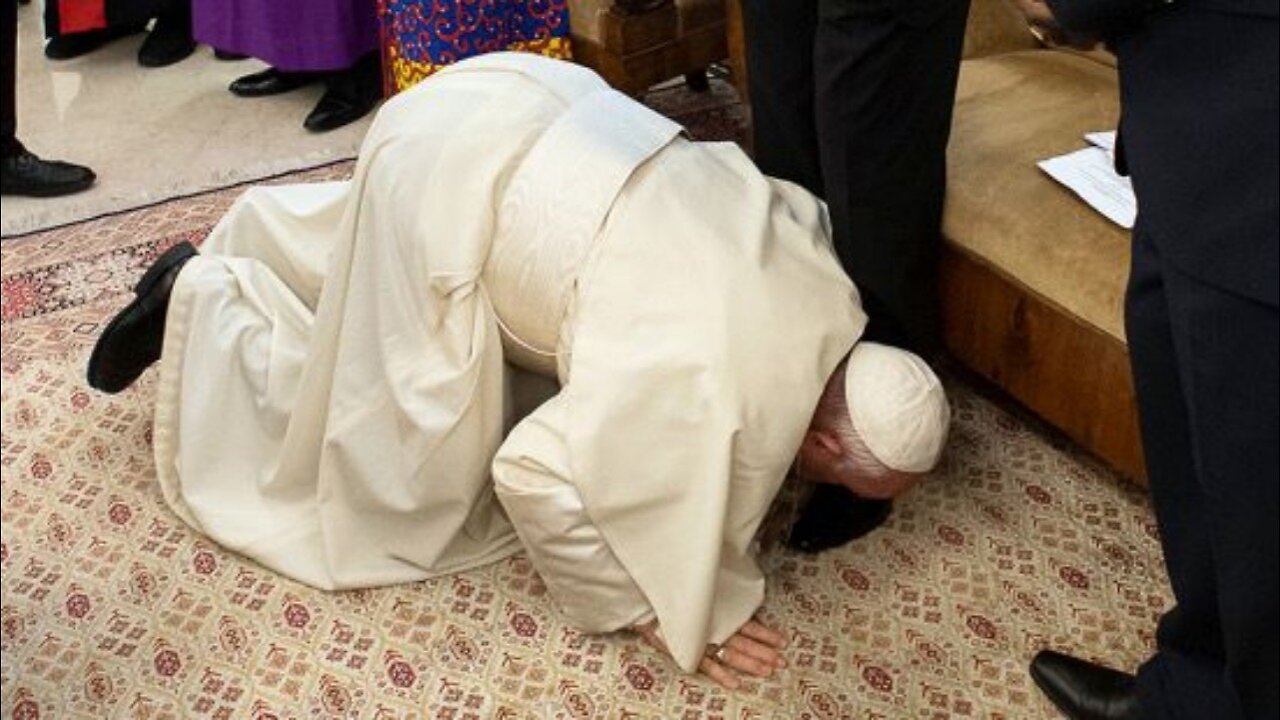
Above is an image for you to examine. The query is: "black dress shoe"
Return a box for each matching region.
[786,484,893,553]
[87,242,198,394]
[229,67,316,97]
[1030,650,1142,720]
[44,24,146,61]
[137,6,196,67]
[1,148,96,197]
[302,88,380,133]
[303,52,381,133]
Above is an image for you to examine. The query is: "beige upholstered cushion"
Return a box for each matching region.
[945,49,1129,342]
[962,0,1041,59]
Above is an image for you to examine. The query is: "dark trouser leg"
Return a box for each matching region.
[136,0,193,68]
[302,51,382,133]
[813,1,968,356]
[2,0,17,156]
[1127,229,1279,719]
[745,0,899,553]
[43,0,57,37]
[741,0,823,197]
[108,0,173,27]
[0,2,96,197]
[47,0,167,37]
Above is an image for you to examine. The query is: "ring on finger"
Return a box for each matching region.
[713,644,729,663]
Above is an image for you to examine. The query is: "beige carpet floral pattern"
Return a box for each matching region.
[4,162,1171,718]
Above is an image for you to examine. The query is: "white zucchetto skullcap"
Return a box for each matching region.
[844,342,951,473]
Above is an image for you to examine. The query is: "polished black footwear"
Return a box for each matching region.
[137,5,196,67]
[787,484,893,553]
[303,53,381,133]
[229,67,315,97]
[302,88,379,132]
[1,148,96,197]
[44,24,145,60]
[1030,650,1142,720]
[87,242,198,394]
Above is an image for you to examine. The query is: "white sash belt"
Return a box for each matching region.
[484,87,684,375]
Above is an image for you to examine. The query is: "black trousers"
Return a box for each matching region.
[742,0,969,355]
[43,0,168,39]
[1127,229,1279,719]
[2,0,17,155]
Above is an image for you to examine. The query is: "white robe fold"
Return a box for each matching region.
[153,53,864,674]
[552,139,865,670]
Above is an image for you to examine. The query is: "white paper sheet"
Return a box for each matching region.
[1038,144,1136,229]
[1084,130,1116,152]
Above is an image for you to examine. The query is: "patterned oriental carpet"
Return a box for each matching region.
[1,80,1171,719]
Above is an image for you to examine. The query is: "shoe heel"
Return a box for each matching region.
[135,242,197,295]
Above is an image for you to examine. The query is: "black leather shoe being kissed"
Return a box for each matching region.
[87,242,198,393]
[786,483,893,553]
[1029,650,1142,720]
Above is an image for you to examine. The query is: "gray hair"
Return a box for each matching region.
[813,358,896,481]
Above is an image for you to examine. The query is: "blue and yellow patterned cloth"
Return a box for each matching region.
[377,0,573,95]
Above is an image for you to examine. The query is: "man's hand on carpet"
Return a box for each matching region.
[634,617,788,690]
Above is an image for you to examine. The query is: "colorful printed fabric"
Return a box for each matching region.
[377,0,573,95]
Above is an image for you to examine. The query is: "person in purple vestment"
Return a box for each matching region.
[191,0,382,132]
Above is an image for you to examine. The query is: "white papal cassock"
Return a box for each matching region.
[151,53,865,672]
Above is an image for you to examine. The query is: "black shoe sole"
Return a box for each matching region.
[134,242,197,295]
[86,242,198,393]
[303,97,380,133]
[229,78,315,98]
[138,41,197,68]
[230,83,311,98]
[0,174,95,197]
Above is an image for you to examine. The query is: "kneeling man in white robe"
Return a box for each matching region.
[87,53,950,687]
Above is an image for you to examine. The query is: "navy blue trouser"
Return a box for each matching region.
[1127,229,1279,719]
